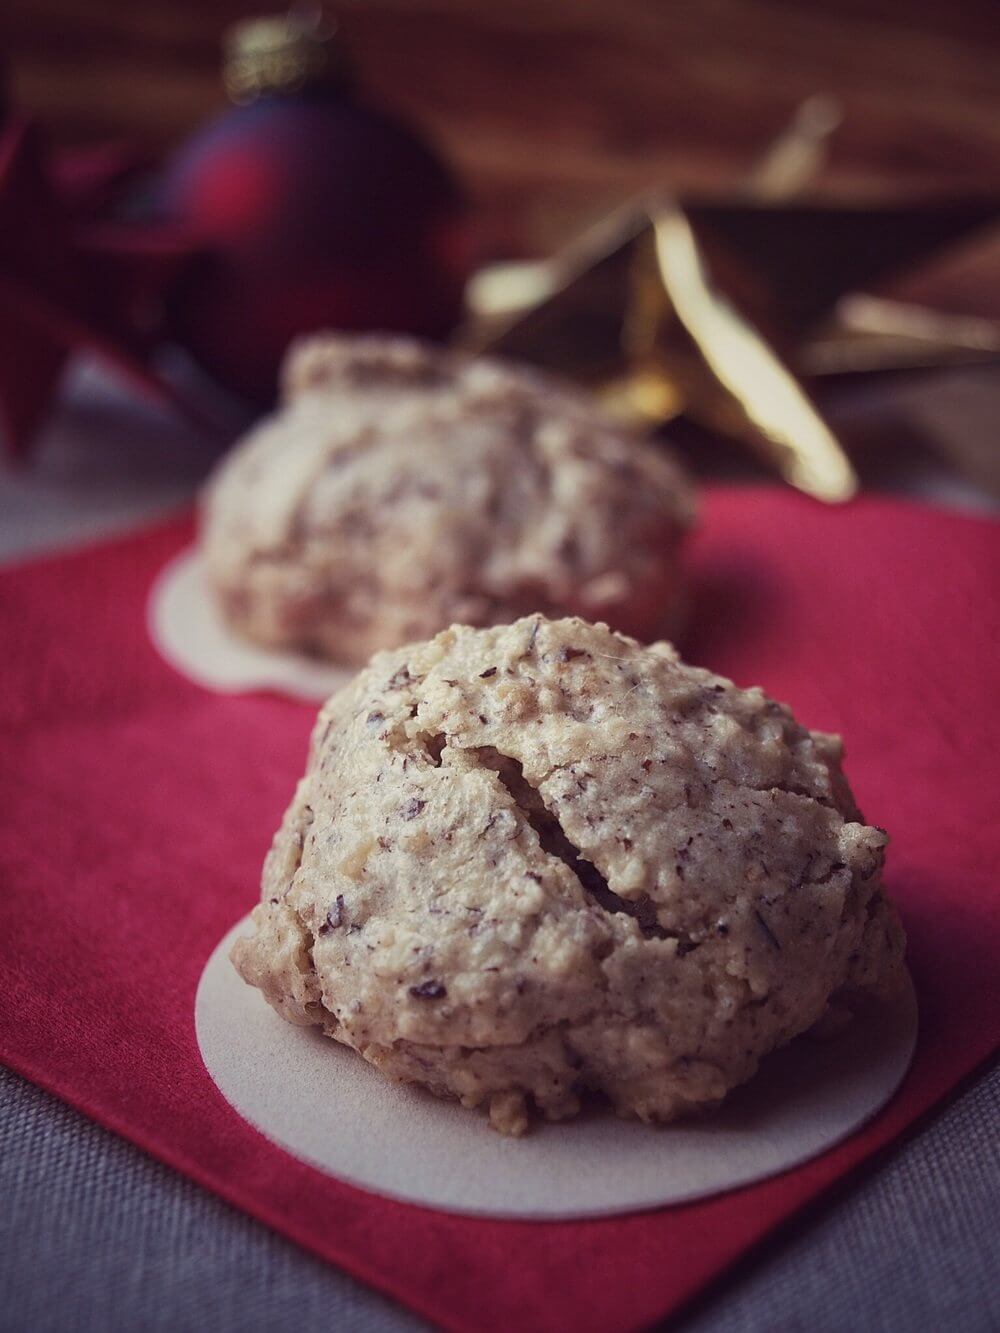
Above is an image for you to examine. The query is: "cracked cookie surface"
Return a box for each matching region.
[201,334,694,665]
[231,615,905,1135]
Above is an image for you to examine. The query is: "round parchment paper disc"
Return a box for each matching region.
[148,548,352,702]
[196,917,918,1220]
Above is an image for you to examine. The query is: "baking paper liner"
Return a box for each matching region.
[149,548,352,702]
[197,916,918,1220]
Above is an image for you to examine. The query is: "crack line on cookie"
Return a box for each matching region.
[472,747,672,941]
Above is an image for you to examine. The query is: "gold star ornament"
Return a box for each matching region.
[462,104,998,503]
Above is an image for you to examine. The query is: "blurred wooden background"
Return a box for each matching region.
[2,0,998,495]
[4,0,1000,258]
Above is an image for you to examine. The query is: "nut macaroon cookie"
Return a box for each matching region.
[232,615,905,1135]
[201,335,695,665]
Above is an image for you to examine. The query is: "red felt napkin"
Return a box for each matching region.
[0,488,998,1333]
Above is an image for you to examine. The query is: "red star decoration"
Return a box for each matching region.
[0,116,197,458]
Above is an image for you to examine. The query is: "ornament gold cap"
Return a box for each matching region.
[223,9,350,104]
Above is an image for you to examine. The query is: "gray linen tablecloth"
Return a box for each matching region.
[1,361,997,1332]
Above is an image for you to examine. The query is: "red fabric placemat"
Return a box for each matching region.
[0,488,997,1333]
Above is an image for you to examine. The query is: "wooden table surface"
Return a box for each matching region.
[4,0,1000,256]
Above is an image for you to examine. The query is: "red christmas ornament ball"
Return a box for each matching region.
[155,94,469,402]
